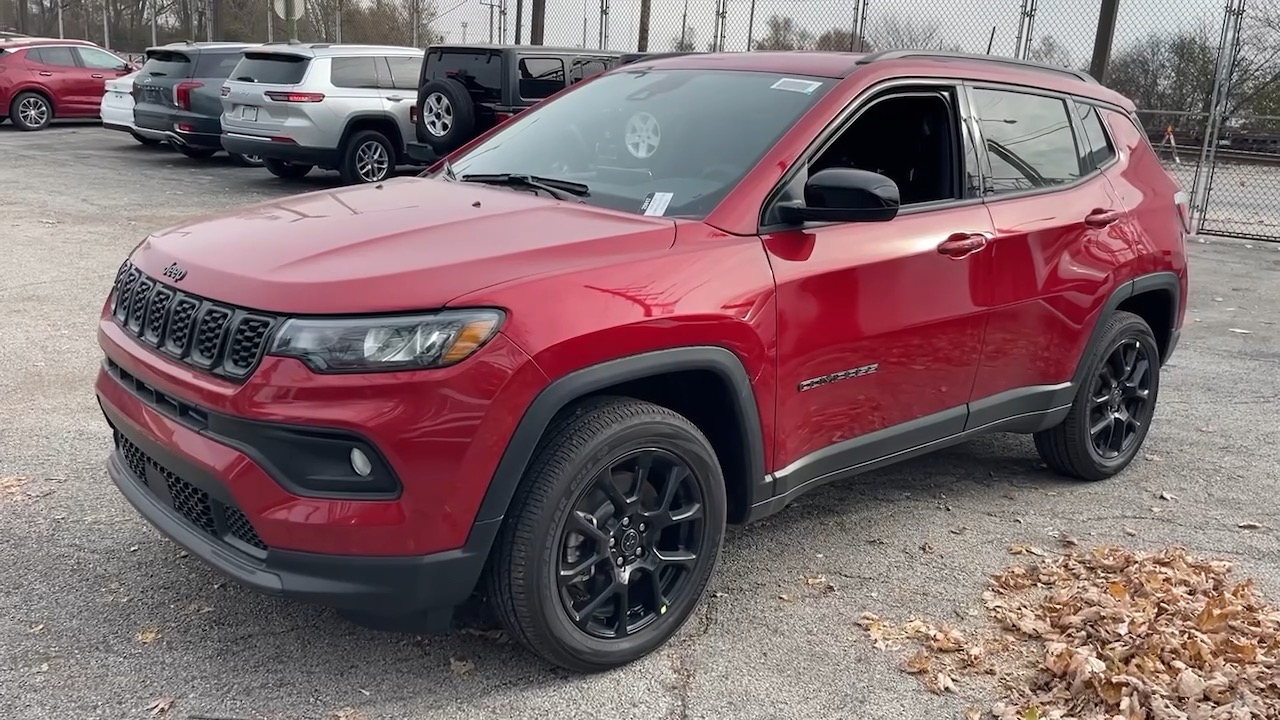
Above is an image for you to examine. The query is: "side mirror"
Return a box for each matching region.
[777,167,900,224]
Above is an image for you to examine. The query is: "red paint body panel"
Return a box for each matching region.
[0,38,122,117]
[764,205,993,467]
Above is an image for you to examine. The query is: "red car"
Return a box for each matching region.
[95,49,1188,672]
[0,36,134,130]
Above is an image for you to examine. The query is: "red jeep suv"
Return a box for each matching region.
[96,49,1189,672]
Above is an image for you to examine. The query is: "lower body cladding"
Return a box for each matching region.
[94,361,508,632]
[133,108,223,151]
[222,132,338,169]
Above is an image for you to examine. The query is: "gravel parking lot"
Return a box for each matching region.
[2,124,1280,720]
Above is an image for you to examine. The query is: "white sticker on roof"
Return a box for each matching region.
[771,78,823,94]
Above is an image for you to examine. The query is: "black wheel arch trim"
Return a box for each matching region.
[472,346,769,531]
[340,112,405,157]
[1071,270,1181,387]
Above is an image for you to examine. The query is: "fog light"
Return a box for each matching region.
[350,448,372,477]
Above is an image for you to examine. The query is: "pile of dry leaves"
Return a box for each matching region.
[858,545,1280,719]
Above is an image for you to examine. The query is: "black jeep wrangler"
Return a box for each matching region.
[407,44,633,163]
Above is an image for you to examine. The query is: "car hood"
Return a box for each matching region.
[128,176,678,315]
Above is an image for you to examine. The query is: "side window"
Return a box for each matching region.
[806,90,964,208]
[1074,100,1117,171]
[570,58,608,83]
[518,57,566,99]
[329,56,378,89]
[384,55,422,91]
[29,47,78,67]
[971,87,1082,194]
[77,47,125,69]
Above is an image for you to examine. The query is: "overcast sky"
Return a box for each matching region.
[430,0,1227,67]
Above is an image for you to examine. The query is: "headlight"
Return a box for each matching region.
[267,309,504,373]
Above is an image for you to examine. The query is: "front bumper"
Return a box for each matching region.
[104,401,498,616]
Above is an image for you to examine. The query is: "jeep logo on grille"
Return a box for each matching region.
[162,262,187,282]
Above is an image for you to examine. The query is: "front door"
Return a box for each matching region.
[762,82,994,495]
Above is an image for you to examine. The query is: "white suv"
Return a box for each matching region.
[220,42,423,184]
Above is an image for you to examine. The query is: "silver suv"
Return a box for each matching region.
[220,42,424,184]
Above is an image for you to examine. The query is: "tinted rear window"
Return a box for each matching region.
[425,50,500,102]
[194,51,244,79]
[140,50,193,78]
[229,52,311,84]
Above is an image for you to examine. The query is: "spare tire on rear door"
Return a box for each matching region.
[417,77,476,155]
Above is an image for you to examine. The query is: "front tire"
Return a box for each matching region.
[1034,310,1161,481]
[488,397,727,673]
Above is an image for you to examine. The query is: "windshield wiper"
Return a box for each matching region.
[459,173,589,202]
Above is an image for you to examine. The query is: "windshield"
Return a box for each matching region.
[442,68,832,220]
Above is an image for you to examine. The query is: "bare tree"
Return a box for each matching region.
[1026,35,1072,68]
[753,14,814,51]
[671,27,696,52]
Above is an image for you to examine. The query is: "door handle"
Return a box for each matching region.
[937,232,990,258]
[39,71,53,76]
[1085,209,1121,227]
[386,95,404,102]
[91,73,104,78]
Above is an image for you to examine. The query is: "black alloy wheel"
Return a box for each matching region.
[488,396,726,673]
[1034,310,1161,481]
[1087,338,1153,460]
[558,447,706,640]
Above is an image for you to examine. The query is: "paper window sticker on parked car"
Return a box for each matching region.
[771,78,823,95]
[640,192,674,216]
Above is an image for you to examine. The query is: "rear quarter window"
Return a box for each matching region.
[425,50,501,103]
[140,50,193,78]
[229,52,310,84]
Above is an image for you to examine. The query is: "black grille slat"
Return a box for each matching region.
[109,262,277,381]
[114,434,268,556]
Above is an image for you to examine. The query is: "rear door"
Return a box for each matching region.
[965,83,1134,417]
[221,50,313,139]
[378,54,423,148]
[24,46,84,114]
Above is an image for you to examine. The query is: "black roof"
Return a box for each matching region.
[428,42,624,56]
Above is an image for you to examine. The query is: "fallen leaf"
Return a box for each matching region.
[966,707,982,720]
[28,623,44,634]
[147,697,175,716]
[926,671,957,694]
[1228,328,1253,334]
[1008,544,1047,557]
[1158,491,1179,501]
[449,656,475,675]
[778,593,794,602]
[921,542,936,554]
[1057,534,1080,548]
[1123,527,1138,537]
[950,525,971,535]
[136,628,161,644]
[0,476,29,499]
[902,648,932,674]
[1238,521,1264,530]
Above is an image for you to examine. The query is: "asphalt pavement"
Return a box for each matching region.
[2,124,1280,720]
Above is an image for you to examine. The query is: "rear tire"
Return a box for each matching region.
[487,396,727,673]
[1033,310,1161,481]
[175,144,218,159]
[338,129,394,185]
[10,91,52,131]
[263,158,313,179]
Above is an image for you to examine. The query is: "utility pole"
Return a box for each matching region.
[285,0,297,40]
[530,0,545,43]
[515,0,522,43]
[637,0,650,51]
[481,0,497,42]
[597,0,609,49]
[1089,0,1120,81]
[102,0,110,48]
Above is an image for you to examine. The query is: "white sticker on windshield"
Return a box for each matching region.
[771,78,823,94]
[641,192,674,217]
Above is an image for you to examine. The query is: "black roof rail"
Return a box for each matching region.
[856,49,1097,84]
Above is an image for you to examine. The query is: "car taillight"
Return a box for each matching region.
[220,85,230,97]
[409,105,418,123]
[174,80,202,110]
[265,91,324,103]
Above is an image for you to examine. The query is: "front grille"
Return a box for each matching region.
[114,432,269,556]
[109,260,278,382]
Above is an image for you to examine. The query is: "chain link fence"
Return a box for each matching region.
[3,0,1279,239]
